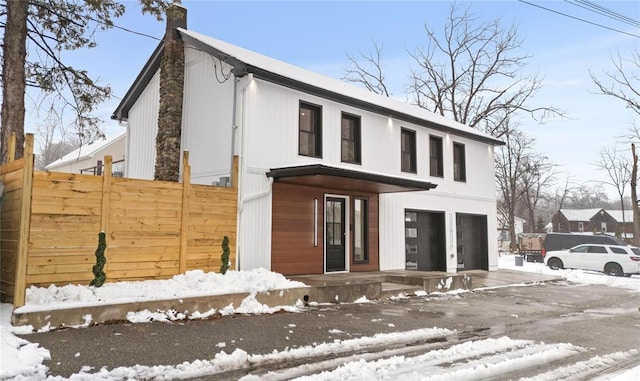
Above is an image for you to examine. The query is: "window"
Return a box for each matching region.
[578,222,584,232]
[610,247,627,254]
[401,128,416,173]
[353,198,368,263]
[587,246,607,254]
[299,101,322,157]
[453,142,466,182]
[429,136,443,177]
[341,113,361,164]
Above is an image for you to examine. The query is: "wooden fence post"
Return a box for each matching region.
[179,151,190,273]
[100,156,113,274]
[14,134,34,307]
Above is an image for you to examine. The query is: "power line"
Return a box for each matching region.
[566,0,640,28]
[518,0,640,39]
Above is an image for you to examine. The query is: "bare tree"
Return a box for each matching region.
[519,155,554,233]
[595,145,631,228]
[591,49,640,243]
[633,144,639,245]
[342,38,391,97]
[344,2,563,138]
[34,122,80,170]
[590,50,640,116]
[495,122,534,251]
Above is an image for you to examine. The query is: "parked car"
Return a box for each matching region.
[543,243,640,276]
[541,233,627,262]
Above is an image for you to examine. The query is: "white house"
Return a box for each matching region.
[112,6,503,275]
[45,130,126,176]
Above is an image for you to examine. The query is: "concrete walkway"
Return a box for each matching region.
[11,269,562,331]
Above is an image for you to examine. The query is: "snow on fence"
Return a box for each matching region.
[0,133,238,307]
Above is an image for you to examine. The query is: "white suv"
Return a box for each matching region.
[544,244,640,277]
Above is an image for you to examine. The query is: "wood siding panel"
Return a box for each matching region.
[271,182,379,275]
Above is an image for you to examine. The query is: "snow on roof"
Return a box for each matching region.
[177,28,503,146]
[559,208,603,222]
[45,130,126,170]
[606,209,634,223]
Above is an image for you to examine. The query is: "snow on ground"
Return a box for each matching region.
[18,268,307,313]
[497,253,640,293]
[2,260,640,380]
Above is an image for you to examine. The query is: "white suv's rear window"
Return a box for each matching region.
[610,247,628,254]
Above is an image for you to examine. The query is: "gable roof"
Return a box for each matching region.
[559,208,604,222]
[606,209,634,223]
[45,130,126,170]
[112,28,503,147]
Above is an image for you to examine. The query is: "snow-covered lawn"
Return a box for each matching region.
[2,257,639,380]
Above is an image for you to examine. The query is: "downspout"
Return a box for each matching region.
[234,73,253,271]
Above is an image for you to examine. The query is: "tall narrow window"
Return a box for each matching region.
[453,142,466,182]
[299,101,322,157]
[401,128,416,173]
[353,198,368,263]
[430,135,443,177]
[341,113,361,164]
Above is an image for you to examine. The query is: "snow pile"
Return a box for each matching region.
[498,253,640,292]
[20,268,308,312]
[0,305,50,380]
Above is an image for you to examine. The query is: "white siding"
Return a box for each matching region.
[379,192,498,272]
[237,169,272,270]
[182,49,235,185]
[126,71,160,180]
[240,78,498,271]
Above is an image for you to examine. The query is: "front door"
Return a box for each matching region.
[326,197,346,272]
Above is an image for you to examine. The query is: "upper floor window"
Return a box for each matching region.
[430,136,443,177]
[299,101,322,157]
[401,128,416,173]
[453,142,466,182]
[341,113,361,164]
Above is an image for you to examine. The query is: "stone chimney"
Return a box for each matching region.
[154,1,187,182]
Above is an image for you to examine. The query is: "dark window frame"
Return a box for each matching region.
[453,142,466,182]
[341,112,362,164]
[352,197,369,264]
[298,101,323,158]
[401,128,417,173]
[429,135,444,178]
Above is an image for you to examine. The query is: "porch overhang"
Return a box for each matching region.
[266,164,437,194]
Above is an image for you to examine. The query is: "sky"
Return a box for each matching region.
[22,0,640,200]
[2,257,640,380]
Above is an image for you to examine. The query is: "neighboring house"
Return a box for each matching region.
[605,209,634,239]
[497,216,525,252]
[552,208,616,235]
[112,5,503,275]
[45,130,126,176]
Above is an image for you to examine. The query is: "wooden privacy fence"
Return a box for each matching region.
[0,134,238,307]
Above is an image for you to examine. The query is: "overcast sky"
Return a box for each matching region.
[24,0,640,200]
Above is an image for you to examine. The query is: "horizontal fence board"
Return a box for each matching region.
[106,260,179,271]
[3,156,240,298]
[28,263,92,276]
[0,159,24,175]
[26,273,94,285]
[28,255,94,266]
[108,207,181,219]
[108,236,181,247]
[106,268,177,280]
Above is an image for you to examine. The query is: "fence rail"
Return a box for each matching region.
[0,134,238,307]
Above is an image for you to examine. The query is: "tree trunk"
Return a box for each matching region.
[154,4,187,181]
[1,0,28,163]
[632,144,639,245]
